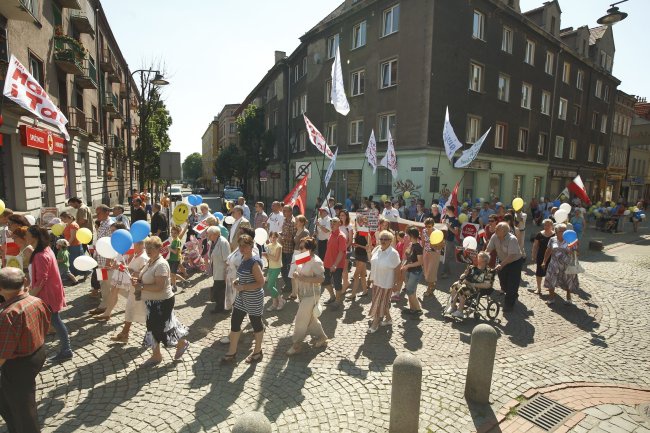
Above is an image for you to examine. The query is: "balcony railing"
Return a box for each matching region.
[53,0,81,10]
[103,92,118,114]
[53,35,85,75]
[108,134,125,155]
[67,107,87,132]
[86,118,99,140]
[70,10,94,35]
[101,49,116,73]
[76,59,97,89]
[108,63,122,83]
[0,0,39,22]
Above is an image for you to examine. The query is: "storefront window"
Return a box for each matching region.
[533,177,543,199]
[331,170,362,207]
[376,167,392,195]
[512,175,524,198]
[463,171,474,203]
[39,153,50,207]
[489,173,502,201]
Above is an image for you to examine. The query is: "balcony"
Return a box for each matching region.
[67,107,87,133]
[108,64,122,83]
[101,49,116,73]
[108,134,125,156]
[0,0,39,22]
[103,92,118,114]
[76,59,97,89]
[53,0,81,9]
[119,83,128,97]
[86,118,99,140]
[53,35,86,75]
[70,10,95,36]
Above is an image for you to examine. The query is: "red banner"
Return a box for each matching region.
[19,125,66,155]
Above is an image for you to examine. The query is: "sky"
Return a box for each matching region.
[103,0,649,162]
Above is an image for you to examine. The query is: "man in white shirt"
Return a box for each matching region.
[229,205,251,251]
[328,197,336,217]
[382,200,400,221]
[238,197,251,221]
[315,207,331,259]
[486,222,524,312]
[267,201,284,234]
[112,205,131,230]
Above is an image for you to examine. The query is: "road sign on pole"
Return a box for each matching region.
[160,152,181,181]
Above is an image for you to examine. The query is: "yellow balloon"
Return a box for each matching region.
[403,191,411,199]
[0,199,5,214]
[173,203,189,224]
[51,223,65,236]
[429,229,444,245]
[381,194,388,202]
[512,197,524,211]
[458,213,468,223]
[76,228,92,244]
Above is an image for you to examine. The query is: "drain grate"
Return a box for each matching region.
[517,394,574,431]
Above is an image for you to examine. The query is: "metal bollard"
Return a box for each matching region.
[389,353,422,433]
[464,323,498,404]
[232,412,272,433]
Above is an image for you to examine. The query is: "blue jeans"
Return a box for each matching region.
[405,270,423,295]
[50,312,72,355]
[68,245,84,275]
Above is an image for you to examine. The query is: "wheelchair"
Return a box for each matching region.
[442,286,500,321]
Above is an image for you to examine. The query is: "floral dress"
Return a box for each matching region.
[543,236,579,292]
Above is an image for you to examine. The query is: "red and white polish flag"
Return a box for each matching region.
[96,268,109,281]
[568,174,591,205]
[194,220,209,236]
[357,226,369,237]
[294,251,311,265]
[478,229,486,240]
[161,238,171,259]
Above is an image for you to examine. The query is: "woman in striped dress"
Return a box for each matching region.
[221,234,266,364]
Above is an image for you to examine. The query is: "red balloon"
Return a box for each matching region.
[5,242,20,256]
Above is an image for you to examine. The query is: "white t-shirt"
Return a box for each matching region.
[140,256,174,301]
[129,252,149,273]
[382,208,400,221]
[317,215,331,241]
[370,246,401,289]
[268,212,284,234]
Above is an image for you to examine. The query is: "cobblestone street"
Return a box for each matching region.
[15,228,650,432]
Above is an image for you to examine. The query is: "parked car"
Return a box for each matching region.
[223,188,244,201]
[169,184,183,202]
[192,187,209,194]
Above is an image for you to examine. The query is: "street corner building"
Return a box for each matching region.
[0,0,141,217]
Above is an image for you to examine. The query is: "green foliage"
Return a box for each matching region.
[234,104,274,197]
[135,89,172,185]
[214,144,241,184]
[182,152,203,183]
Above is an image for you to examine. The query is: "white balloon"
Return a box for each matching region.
[224,215,235,225]
[462,236,478,250]
[254,228,268,245]
[96,236,118,259]
[49,217,62,225]
[554,209,569,223]
[25,215,36,225]
[74,255,97,272]
[559,203,572,213]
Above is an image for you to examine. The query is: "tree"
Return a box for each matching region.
[182,153,203,185]
[235,105,275,198]
[214,144,242,185]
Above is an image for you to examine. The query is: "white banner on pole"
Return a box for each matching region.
[442,106,462,162]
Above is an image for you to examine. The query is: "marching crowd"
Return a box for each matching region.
[0,190,647,432]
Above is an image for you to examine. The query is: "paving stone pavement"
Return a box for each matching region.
[4,226,649,432]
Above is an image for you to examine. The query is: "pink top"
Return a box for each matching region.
[31,247,66,313]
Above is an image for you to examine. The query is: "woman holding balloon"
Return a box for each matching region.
[421,218,442,296]
[59,212,83,277]
[542,224,579,305]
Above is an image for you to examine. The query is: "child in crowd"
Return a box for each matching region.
[393,231,410,301]
[168,225,187,292]
[263,231,284,311]
[56,239,78,286]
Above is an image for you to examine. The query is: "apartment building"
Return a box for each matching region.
[201,116,218,190]
[237,0,620,205]
[607,90,635,202]
[215,103,241,189]
[628,100,650,202]
[0,0,139,215]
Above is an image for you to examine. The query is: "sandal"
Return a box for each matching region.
[174,341,190,360]
[94,315,111,322]
[245,351,263,364]
[110,333,129,343]
[346,295,356,301]
[220,352,237,363]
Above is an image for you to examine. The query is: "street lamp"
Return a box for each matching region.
[597,1,629,25]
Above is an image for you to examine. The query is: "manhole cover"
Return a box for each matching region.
[518,394,574,431]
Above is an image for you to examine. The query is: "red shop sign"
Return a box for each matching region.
[19,125,66,155]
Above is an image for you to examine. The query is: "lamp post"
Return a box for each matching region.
[126,69,169,194]
[597,0,629,25]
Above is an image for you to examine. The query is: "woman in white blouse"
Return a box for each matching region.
[368,230,401,333]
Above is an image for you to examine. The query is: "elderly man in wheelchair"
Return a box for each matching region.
[444,251,499,319]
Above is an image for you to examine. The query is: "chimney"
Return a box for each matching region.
[274,51,286,64]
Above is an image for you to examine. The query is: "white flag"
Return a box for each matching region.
[303,114,334,159]
[454,128,491,168]
[3,55,70,140]
[379,129,398,178]
[442,106,462,162]
[365,129,377,173]
[330,46,350,116]
[324,149,338,187]
[320,191,331,210]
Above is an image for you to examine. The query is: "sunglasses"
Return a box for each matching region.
[379,238,391,241]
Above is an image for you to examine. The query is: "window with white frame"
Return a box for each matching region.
[293,64,300,82]
[472,10,485,40]
[524,39,535,65]
[298,131,307,152]
[380,59,398,88]
[604,85,610,102]
[595,79,602,98]
[327,34,340,59]
[562,62,571,83]
[533,176,543,199]
[379,113,396,141]
[325,80,332,103]
[513,175,524,198]
[554,136,564,157]
[495,122,507,149]
[382,4,400,37]
[376,167,393,195]
[592,111,598,129]
[606,55,612,72]
[518,128,528,152]
[497,73,510,101]
[541,90,551,115]
[351,70,365,96]
[545,51,554,75]
[350,120,364,145]
[558,98,568,120]
[469,62,483,92]
[537,133,547,155]
[521,83,532,109]
[300,94,308,114]
[588,143,595,162]
[302,57,307,77]
[273,109,279,126]
[352,21,367,49]
[291,98,300,118]
[600,50,607,68]
[466,115,481,144]
[597,145,604,163]
[325,123,337,147]
[601,114,608,133]
[573,105,580,125]
[569,139,577,159]
[576,69,584,90]
[501,26,513,53]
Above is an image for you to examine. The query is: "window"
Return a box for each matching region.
[379,114,397,142]
[595,79,602,98]
[501,26,513,53]
[601,114,608,133]
[592,111,598,129]
[524,39,535,65]
[351,70,365,96]
[533,177,543,199]
[513,175,524,198]
[291,98,300,118]
[606,55,612,72]
[466,115,481,144]
[28,52,44,86]
[302,57,307,77]
[327,34,340,59]
[229,123,237,134]
[497,73,510,102]
[293,64,300,83]
[600,50,607,68]
[495,123,507,149]
[569,139,577,159]
[573,105,581,125]
[376,167,393,195]
[352,21,367,49]
[576,69,584,90]
[598,145,606,163]
[24,0,39,18]
[380,59,398,88]
[541,90,551,115]
[300,94,308,114]
[545,51,554,75]
[518,128,528,152]
[298,131,306,152]
[96,153,102,177]
[558,98,568,120]
[489,173,502,200]
[554,136,564,158]
[469,62,483,92]
[588,143,595,162]
[604,85,610,102]
[472,10,485,40]
[52,3,62,26]
[325,80,332,103]
[273,110,279,126]
[382,4,400,37]
[521,83,532,109]
[562,62,570,83]
[537,133,547,155]
[325,123,337,147]
[350,120,364,145]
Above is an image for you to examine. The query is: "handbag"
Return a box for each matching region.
[566,251,584,274]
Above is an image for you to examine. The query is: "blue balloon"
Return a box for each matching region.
[130,220,150,243]
[111,229,133,255]
[187,195,198,206]
[553,200,561,207]
[195,195,203,205]
[634,211,643,219]
[213,211,224,221]
[563,229,577,244]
